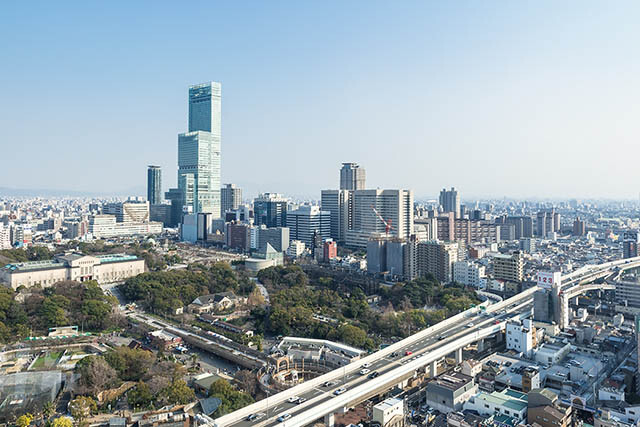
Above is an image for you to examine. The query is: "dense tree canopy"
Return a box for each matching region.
[0,246,53,263]
[208,379,254,416]
[120,263,255,314]
[252,269,479,349]
[0,280,119,343]
[75,346,195,410]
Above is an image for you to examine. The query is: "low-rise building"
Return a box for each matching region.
[425,372,478,414]
[534,342,571,365]
[527,388,572,427]
[0,253,145,289]
[148,329,182,350]
[461,359,483,378]
[187,292,243,314]
[506,319,534,357]
[463,388,528,421]
[276,337,366,366]
[372,398,404,427]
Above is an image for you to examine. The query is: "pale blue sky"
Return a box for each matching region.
[1,1,639,199]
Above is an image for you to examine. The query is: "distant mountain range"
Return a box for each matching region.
[0,186,145,198]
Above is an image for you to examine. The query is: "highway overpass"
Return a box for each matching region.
[214,256,640,427]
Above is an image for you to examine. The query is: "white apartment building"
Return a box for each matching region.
[506,319,534,357]
[0,225,11,250]
[287,240,306,258]
[89,214,162,238]
[453,261,486,287]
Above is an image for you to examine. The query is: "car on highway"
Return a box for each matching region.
[278,413,292,422]
[297,397,307,404]
[437,336,445,341]
[334,387,347,395]
[405,351,413,356]
[359,369,370,375]
[368,371,380,379]
[362,362,371,368]
[391,352,398,357]
[287,396,300,403]
[246,413,265,421]
[323,381,337,387]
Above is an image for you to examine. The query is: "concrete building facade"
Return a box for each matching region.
[286,205,330,248]
[339,162,366,191]
[0,253,145,290]
[220,184,242,214]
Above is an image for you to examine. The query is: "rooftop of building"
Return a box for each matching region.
[476,388,528,412]
[429,372,474,391]
[96,253,139,263]
[1,252,140,273]
[374,397,403,411]
[2,259,65,273]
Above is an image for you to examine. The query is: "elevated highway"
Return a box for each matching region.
[215,256,640,427]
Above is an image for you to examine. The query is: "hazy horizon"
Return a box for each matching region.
[2,1,640,200]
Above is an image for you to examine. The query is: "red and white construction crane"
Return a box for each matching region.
[371,206,393,235]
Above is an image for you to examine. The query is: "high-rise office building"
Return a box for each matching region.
[257,227,290,253]
[536,209,560,238]
[346,189,414,249]
[189,82,221,133]
[286,205,331,248]
[169,82,222,219]
[572,217,586,237]
[103,199,150,223]
[221,184,242,214]
[321,189,352,242]
[340,163,366,190]
[495,215,534,239]
[254,193,288,228]
[178,131,221,217]
[147,166,162,205]
[439,187,461,218]
[623,231,640,259]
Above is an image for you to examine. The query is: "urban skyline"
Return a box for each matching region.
[2,2,640,199]
[4,3,640,427]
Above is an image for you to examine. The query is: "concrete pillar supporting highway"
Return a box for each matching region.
[455,348,463,364]
[430,360,438,377]
[496,332,503,343]
[477,338,485,352]
[324,413,335,427]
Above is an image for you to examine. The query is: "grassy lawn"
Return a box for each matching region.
[32,351,63,369]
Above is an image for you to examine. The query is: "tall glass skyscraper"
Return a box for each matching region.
[147,165,162,205]
[189,82,221,133]
[176,82,222,217]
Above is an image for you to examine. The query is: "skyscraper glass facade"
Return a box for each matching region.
[174,82,222,217]
[147,165,162,205]
[178,131,221,216]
